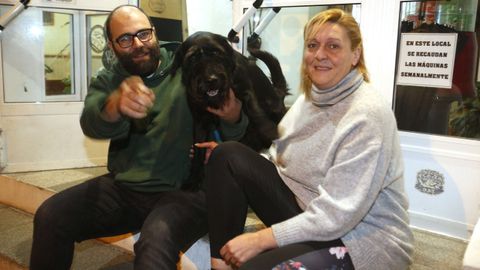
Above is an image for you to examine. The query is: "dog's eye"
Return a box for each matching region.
[204,48,221,56]
[192,50,201,57]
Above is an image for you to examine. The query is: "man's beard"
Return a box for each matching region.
[115,43,161,77]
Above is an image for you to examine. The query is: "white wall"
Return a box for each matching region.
[401,133,480,239]
[185,0,232,36]
[1,109,109,172]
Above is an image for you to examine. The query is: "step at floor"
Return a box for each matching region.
[0,204,134,270]
[6,167,109,192]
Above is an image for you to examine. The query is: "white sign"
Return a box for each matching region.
[396,33,457,89]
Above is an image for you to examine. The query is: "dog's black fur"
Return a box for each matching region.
[171,31,289,154]
[171,31,289,189]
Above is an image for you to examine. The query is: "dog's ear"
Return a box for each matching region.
[216,34,234,56]
[170,40,188,76]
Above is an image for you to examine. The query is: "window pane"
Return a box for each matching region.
[394,0,479,139]
[1,6,44,102]
[44,11,73,96]
[242,5,361,106]
[86,13,108,85]
[1,6,76,102]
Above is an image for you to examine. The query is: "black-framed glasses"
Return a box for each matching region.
[115,28,154,48]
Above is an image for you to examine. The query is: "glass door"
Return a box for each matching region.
[394,0,479,140]
[238,4,361,106]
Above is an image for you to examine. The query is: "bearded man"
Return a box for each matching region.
[30,5,247,270]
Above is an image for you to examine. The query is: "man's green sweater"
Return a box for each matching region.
[80,42,248,192]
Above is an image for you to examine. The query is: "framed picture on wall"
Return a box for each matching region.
[148,0,166,13]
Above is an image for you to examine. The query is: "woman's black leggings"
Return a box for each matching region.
[205,141,354,269]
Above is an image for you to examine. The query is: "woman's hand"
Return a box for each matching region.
[194,141,219,164]
[220,228,278,268]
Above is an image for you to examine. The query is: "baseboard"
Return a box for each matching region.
[409,210,474,240]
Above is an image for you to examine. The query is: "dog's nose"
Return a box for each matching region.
[206,75,220,88]
[207,75,218,83]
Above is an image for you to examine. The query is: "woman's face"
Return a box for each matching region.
[304,22,360,90]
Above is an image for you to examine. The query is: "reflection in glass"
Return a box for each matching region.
[241,5,360,106]
[86,14,108,86]
[394,0,479,139]
[44,11,73,96]
[1,6,44,102]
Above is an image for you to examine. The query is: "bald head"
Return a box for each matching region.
[104,5,160,77]
[105,5,153,42]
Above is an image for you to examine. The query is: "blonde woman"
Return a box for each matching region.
[198,8,414,270]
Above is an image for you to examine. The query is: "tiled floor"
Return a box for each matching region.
[412,228,467,269]
[0,204,134,270]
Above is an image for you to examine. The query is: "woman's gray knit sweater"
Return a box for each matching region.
[269,70,414,270]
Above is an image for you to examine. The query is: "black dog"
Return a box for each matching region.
[171,31,289,153]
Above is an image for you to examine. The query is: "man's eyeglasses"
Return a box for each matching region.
[115,28,154,48]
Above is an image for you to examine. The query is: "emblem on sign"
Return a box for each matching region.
[415,169,445,195]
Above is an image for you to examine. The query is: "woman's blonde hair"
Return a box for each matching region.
[300,8,369,98]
